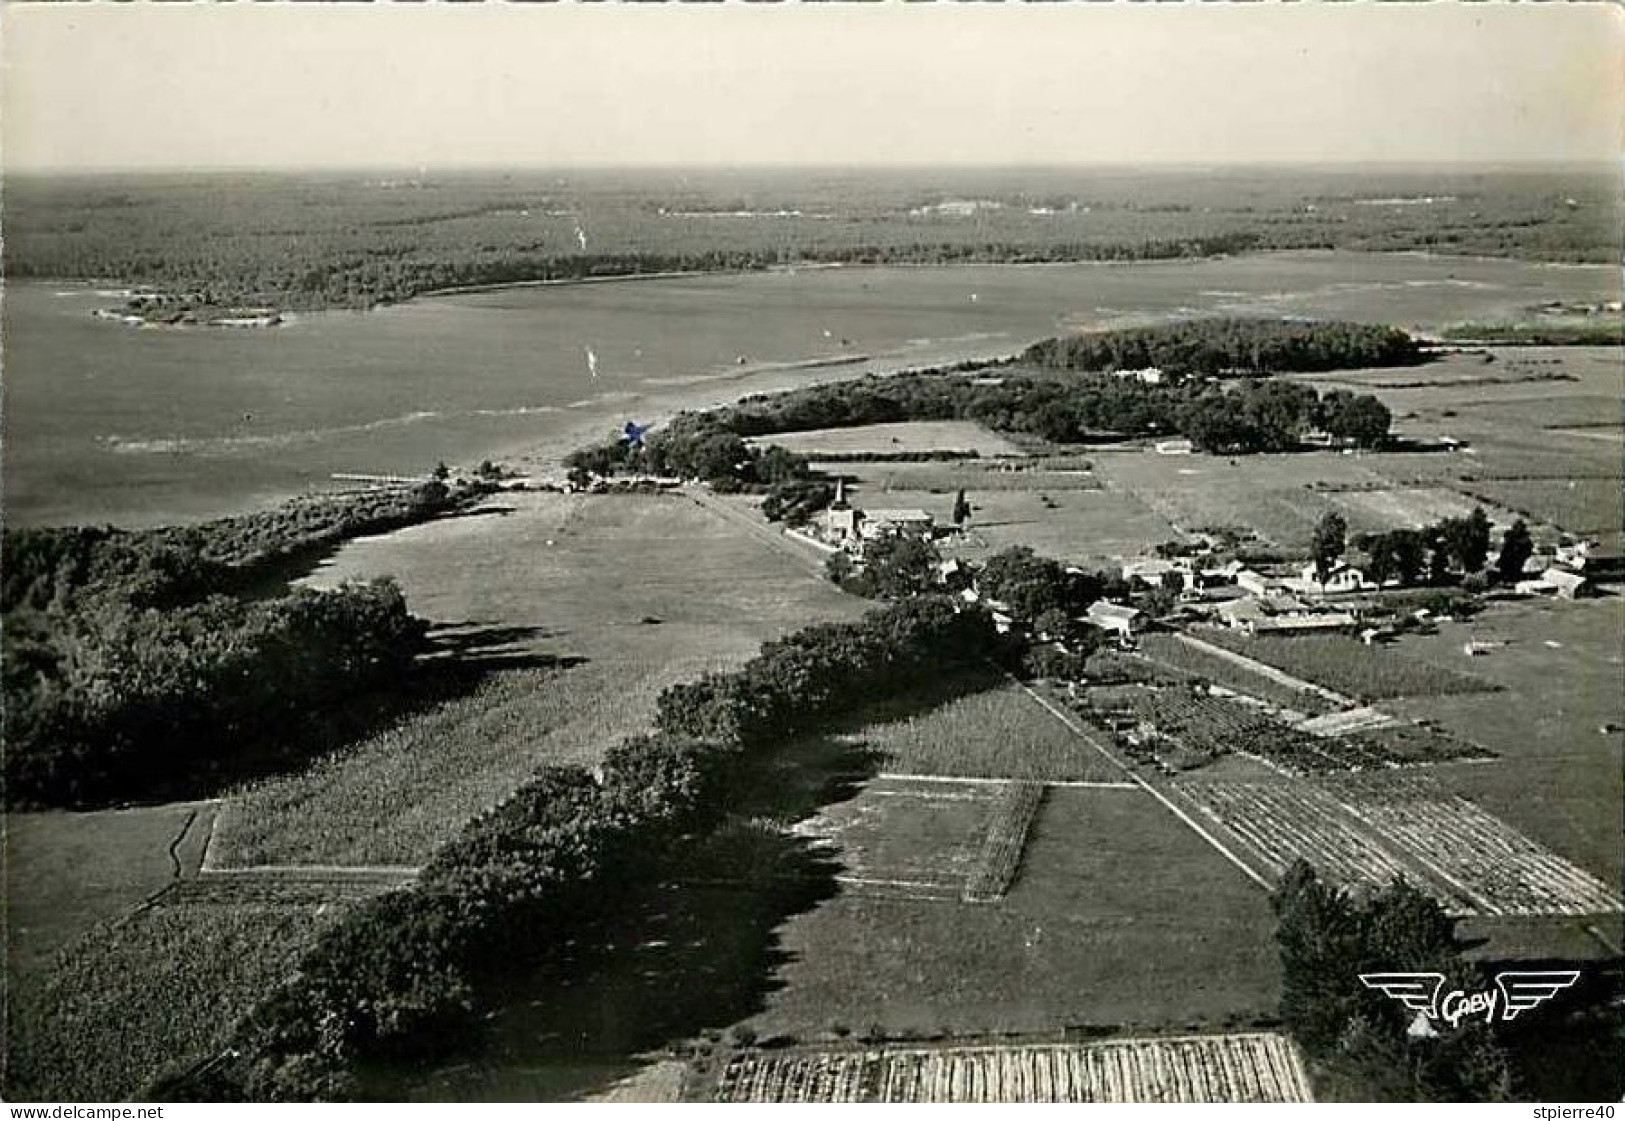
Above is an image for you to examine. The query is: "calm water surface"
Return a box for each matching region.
[3,251,1615,526]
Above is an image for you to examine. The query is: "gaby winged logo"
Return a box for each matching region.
[1359,971,1580,1032]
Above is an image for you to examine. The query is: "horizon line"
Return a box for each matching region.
[6,158,1621,179]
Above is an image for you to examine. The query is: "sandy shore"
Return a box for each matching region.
[482,339,1026,481]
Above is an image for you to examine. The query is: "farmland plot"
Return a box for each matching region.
[1201,631,1498,702]
[859,681,1122,782]
[1133,634,1338,716]
[1177,780,1427,901]
[1328,775,1625,917]
[716,1033,1313,1103]
[788,777,1000,901]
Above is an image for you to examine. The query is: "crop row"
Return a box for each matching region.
[716,1033,1314,1103]
[961,781,1046,903]
[1182,774,1623,917]
[1179,780,1431,900]
[1329,779,1625,917]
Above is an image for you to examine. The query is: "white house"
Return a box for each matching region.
[1235,568,1277,596]
[1296,560,1370,595]
[1516,567,1588,599]
[1084,601,1145,639]
[1122,557,1193,590]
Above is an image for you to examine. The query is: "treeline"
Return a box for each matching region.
[566,338,1398,502]
[9,169,1616,316]
[2,483,474,807]
[1024,318,1425,378]
[183,596,1012,1100]
[4,581,423,807]
[3,482,464,614]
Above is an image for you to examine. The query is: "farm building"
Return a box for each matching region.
[1083,601,1145,639]
[1216,595,1355,636]
[1294,560,1370,595]
[1114,367,1165,385]
[1235,568,1280,596]
[860,508,935,540]
[1557,542,1625,580]
[1515,567,1589,600]
[1198,559,1247,587]
[1121,557,1193,590]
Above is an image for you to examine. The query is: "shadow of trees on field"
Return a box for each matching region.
[127,621,585,807]
[382,669,1008,1103]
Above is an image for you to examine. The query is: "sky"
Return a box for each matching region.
[2,3,1620,172]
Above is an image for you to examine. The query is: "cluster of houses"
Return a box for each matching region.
[1512,539,1622,600]
[1120,553,1365,635]
[810,481,942,551]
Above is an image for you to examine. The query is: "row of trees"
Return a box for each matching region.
[200,596,1014,1100]
[1023,318,1425,379]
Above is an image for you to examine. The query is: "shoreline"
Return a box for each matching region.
[46,247,1617,316]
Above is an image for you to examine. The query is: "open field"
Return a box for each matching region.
[215,491,861,866]
[746,785,1280,1040]
[4,802,216,973]
[4,902,332,1101]
[715,1032,1313,1103]
[1298,348,1623,538]
[1373,596,1624,887]
[1454,476,1623,537]
[1199,630,1498,703]
[854,681,1126,782]
[1087,450,1376,549]
[754,420,1028,458]
[938,486,1181,567]
[1322,486,1485,532]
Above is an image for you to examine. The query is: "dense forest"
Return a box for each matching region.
[5,167,1616,312]
[180,596,1017,1101]
[1023,318,1423,377]
[2,482,480,806]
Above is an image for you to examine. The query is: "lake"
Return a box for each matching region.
[3,251,1615,527]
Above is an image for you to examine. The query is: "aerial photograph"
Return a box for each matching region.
[1,2,1620,1107]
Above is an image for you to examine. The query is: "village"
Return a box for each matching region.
[784,472,1623,658]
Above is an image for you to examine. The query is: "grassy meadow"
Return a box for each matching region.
[747,785,1279,1041]
[5,802,215,972]
[1378,596,1625,887]
[755,420,1028,458]
[1199,630,1498,703]
[217,490,861,867]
